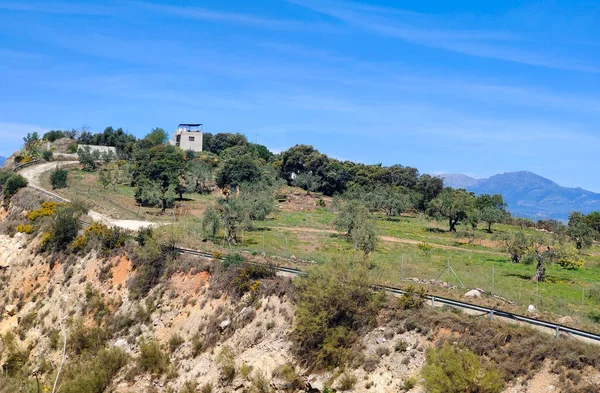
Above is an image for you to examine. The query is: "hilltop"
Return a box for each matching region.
[442,171,600,220]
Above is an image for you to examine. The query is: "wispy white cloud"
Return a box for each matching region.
[288,0,599,73]
[0,1,112,15]
[130,1,339,32]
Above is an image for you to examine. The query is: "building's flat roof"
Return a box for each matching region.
[178,123,202,127]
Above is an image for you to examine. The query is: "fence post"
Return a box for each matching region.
[491,265,495,297]
[401,254,404,281]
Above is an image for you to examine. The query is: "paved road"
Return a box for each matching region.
[19,161,158,231]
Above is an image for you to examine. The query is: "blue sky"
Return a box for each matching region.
[1,0,599,190]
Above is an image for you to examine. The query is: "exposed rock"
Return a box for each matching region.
[527,305,537,313]
[219,319,231,331]
[4,304,16,316]
[558,316,574,325]
[464,289,482,298]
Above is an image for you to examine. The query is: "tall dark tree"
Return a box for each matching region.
[132,144,185,211]
[280,145,327,184]
[415,174,444,210]
[215,156,262,189]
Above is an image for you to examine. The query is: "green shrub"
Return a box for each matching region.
[60,347,128,393]
[402,377,416,391]
[191,332,203,357]
[168,333,184,353]
[180,381,198,393]
[222,253,245,269]
[398,285,426,310]
[251,372,272,393]
[272,364,304,390]
[138,338,170,375]
[337,372,357,391]
[2,174,28,207]
[50,168,68,189]
[46,205,80,251]
[68,320,109,355]
[200,383,213,393]
[219,263,276,297]
[42,150,54,161]
[217,346,236,384]
[294,258,383,370]
[395,339,409,352]
[67,143,78,154]
[422,344,504,393]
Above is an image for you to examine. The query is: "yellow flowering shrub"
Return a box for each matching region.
[16,224,35,234]
[27,202,61,221]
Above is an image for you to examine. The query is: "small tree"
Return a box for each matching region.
[202,204,221,238]
[78,146,99,171]
[138,179,177,213]
[568,212,594,250]
[476,194,508,233]
[50,168,68,189]
[49,206,80,251]
[292,173,321,195]
[351,219,378,257]
[334,200,370,237]
[185,161,213,194]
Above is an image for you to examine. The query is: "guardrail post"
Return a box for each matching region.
[490,310,494,321]
[431,296,435,307]
[555,326,560,338]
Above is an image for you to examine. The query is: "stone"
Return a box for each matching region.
[5,305,16,316]
[558,316,574,325]
[527,305,537,313]
[219,319,231,331]
[290,255,297,261]
[464,289,482,298]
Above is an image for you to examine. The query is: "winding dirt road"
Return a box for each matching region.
[19,161,158,231]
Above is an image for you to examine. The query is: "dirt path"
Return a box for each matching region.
[268,226,506,256]
[18,162,158,231]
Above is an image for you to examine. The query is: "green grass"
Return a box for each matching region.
[49,170,600,329]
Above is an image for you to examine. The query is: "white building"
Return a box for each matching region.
[77,145,117,156]
[171,124,203,152]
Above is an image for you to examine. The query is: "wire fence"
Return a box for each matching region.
[184,225,599,331]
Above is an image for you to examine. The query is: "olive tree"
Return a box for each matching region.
[427,188,475,232]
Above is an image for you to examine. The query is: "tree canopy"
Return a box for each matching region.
[427,188,476,232]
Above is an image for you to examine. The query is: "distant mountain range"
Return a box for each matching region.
[0,157,5,167]
[442,171,600,221]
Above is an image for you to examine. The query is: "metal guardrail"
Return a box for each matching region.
[174,247,600,343]
[12,160,44,172]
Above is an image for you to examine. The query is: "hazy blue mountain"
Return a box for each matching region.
[0,157,5,167]
[442,171,600,220]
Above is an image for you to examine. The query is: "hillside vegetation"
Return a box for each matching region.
[30,126,600,328]
[0,127,598,392]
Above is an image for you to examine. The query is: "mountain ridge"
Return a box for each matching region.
[441,171,600,220]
